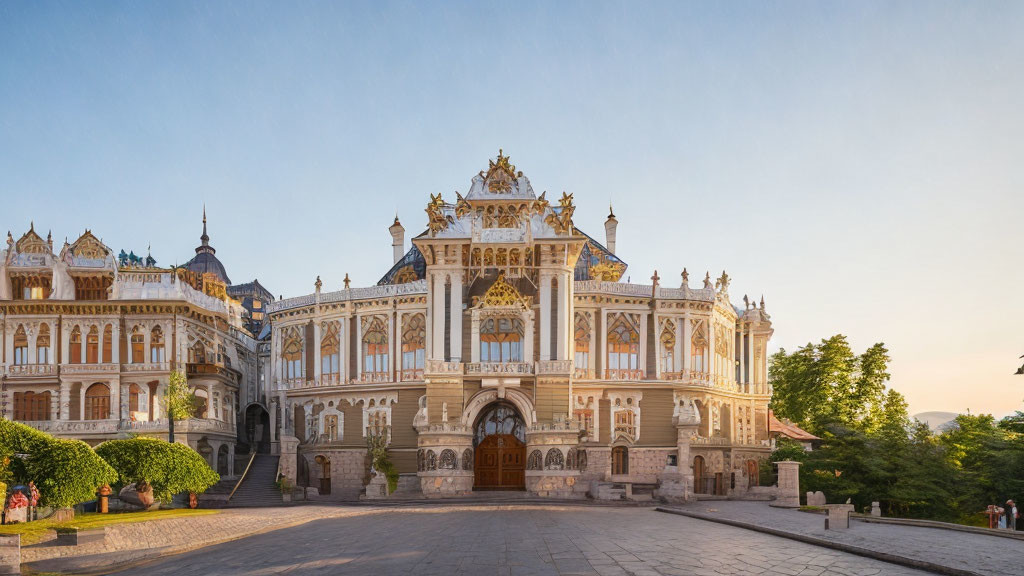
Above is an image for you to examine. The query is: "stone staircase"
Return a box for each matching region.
[221,454,283,508]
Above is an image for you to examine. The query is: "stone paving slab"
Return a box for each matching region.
[106,506,931,576]
[659,501,1023,576]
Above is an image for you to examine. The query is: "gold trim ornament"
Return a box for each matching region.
[483,149,518,193]
[478,271,529,309]
[425,193,450,235]
[544,192,575,235]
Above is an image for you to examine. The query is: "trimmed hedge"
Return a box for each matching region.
[96,437,219,501]
[0,419,117,508]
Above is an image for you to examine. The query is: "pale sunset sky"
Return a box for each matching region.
[1,1,1022,417]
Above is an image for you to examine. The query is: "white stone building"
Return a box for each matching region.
[265,152,776,500]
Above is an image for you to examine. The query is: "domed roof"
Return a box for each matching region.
[183,207,231,284]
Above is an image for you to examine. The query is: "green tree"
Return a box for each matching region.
[0,419,117,509]
[162,369,196,443]
[96,437,219,501]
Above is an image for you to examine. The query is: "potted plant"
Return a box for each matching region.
[276,477,293,502]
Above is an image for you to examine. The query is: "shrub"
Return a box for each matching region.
[96,437,219,501]
[0,419,117,508]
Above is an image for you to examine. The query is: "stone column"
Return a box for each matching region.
[339,318,348,384]
[110,381,121,420]
[112,322,120,364]
[739,326,745,388]
[470,313,480,363]
[707,319,715,379]
[312,322,322,384]
[599,309,608,377]
[772,460,801,508]
[59,381,70,420]
[450,272,463,362]
[431,273,446,361]
[355,315,363,381]
[539,273,551,361]
[395,312,403,381]
[388,311,395,379]
[556,273,568,361]
[79,385,86,420]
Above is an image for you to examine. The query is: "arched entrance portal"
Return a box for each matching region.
[244,403,271,454]
[473,402,526,490]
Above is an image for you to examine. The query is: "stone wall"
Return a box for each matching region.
[301,448,367,500]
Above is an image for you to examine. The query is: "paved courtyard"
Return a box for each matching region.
[112,506,932,576]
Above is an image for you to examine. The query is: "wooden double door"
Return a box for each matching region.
[474,434,525,490]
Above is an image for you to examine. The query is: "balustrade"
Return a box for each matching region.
[122,361,170,373]
[536,360,573,375]
[425,360,463,375]
[359,372,391,383]
[60,363,120,375]
[400,368,424,381]
[6,364,57,377]
[603,369,643,381]
[465,362,532,375]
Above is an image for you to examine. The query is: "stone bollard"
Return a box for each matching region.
[0,535,20,575]
[770,461,801,508]
[823,504,855,530]
[871,501,881,517]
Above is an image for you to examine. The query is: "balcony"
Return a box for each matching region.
[690,435,732,446]
[21,418,235,437]
[6,364,57,377]
[320,373,343,386]
[359,372,391,383]
[22,419,118,435]
[60,363,120,375]
[465,362,533,376]
[573,368,595,379]
[122,361,170,373]
[185,363,235,381]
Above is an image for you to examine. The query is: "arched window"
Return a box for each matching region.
[614,401,637,439]
[102,324,112,363]
[14,391,50,421]
[190,340,208,365]
[36,324,50,364]
[85,383,110,420]
[150,326,165,363]
[691,320,707,373]
[320,324,340,381]
[128,383,143,414]
[282,328,303,380]
[131,327,145,364]
[479,317,523,363]
[86,326,100,364]
[606,314,640,379]
[324,414,339,442]
[13,326,28,365]
[574,313,591,378]
[70,326,82,364]
[661,320,676,374]
[362,317,389,380]
[612,446,629,475]
[401,314,425,380]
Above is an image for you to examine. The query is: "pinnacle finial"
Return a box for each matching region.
[608,203,615,219]
[681,268,689,286]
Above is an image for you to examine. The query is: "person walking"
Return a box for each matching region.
[1006,500,1018,531]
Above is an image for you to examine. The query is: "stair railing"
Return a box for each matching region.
[227,451,258,503]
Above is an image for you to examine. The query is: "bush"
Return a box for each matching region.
[96,438,219,501]
[0,419,117,508]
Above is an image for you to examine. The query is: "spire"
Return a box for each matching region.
[201,205,209,246]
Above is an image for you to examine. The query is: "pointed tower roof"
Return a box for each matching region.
[184,206,231,284]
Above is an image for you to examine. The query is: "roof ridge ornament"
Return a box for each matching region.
[425,193,451,235]
[478,271,529,309]
[544,191,575,235]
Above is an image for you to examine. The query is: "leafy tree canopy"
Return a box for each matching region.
[95,437,219,501]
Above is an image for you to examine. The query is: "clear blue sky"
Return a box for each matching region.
[2,1,1022,416]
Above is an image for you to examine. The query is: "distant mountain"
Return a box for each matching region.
[914,411,960,432]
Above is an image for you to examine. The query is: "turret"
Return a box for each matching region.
[604,204,618,254]
[389,215,405,264]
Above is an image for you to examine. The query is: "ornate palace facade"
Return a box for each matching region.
[0,216,264,479]
[2,152,774,500]
[266,152,775,500]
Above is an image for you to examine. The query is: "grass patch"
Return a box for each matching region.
[0,509,219,545]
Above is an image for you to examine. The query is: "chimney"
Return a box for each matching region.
[389,215,405,264]
[604,204,618,254]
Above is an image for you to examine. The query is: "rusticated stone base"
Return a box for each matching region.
[419,471,473,497]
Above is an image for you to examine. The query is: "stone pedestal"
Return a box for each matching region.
[824,504,855,529]
[0,535,19,575]
[363,473,389,499]
[525,425,581,498]
[278,435,300,485]
[806,491,826,506]
[770,460,801,508]
[871,501,881,517]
